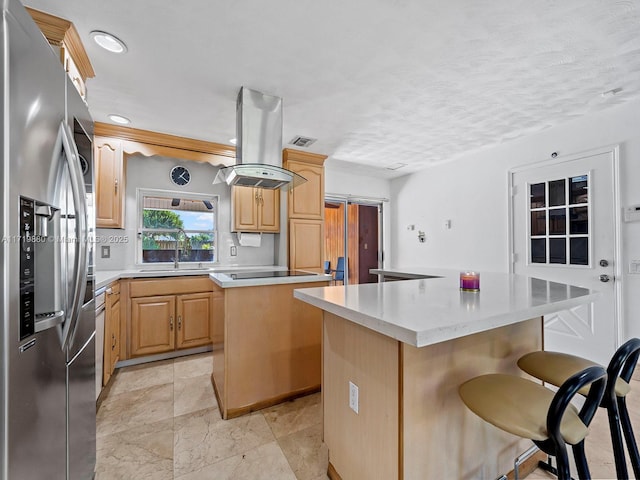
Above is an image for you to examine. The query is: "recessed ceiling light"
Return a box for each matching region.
[90,30,127,53]
[108,114,130,125]
[229,138,237,145]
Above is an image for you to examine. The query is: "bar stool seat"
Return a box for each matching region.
[459,374,588,445]
[518,338,640,480]
[459,366,607,480]
[518,352,631,398]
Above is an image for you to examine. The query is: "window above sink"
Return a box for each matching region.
[137,188,218,266]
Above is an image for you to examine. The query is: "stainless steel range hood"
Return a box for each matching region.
[214,87,306,189]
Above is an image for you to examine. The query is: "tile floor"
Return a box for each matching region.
[95,352,329,480]
[97,352,638,480]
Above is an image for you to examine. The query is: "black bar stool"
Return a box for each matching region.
[459,366,607,480]
[518,338,640,479]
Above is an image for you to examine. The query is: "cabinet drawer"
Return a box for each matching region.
[129,276,213,297]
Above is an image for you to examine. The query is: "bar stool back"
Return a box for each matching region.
[459,366,607,480]
[518,338,640,479]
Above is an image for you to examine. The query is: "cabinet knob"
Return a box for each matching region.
[115,179,118,193]
[170,315,174,330]
[178,315,182,330]
[111,333,116,350]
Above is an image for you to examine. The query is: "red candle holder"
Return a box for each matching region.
[460,271,480,292]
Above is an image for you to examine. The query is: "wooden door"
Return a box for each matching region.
[176,292,213,349]
[130,295,176,356]
[232,186,258,231]
[95,137,124,228]
[287,160,324,219]
[257,188,280,232]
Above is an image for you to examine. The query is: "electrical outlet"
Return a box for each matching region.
[101,246,110,258]
[630,260,640,274]
[230,245,237,256]
[349,381,359,414]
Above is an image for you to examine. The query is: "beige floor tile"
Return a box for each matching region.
[174,408,276,477]
[174,352,213,379]
[278,423,328,480]
[262,392,322,439]
[174,373,217,417]
[95,418,174,480]
[174,441,297,480]
[108,359,174,396]
[97,383,174,437]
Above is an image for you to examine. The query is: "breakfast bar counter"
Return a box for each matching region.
[293,270,597,479]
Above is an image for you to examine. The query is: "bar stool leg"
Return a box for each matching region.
[618,396,640,479]
[554,443,572,480]
[572,441,591,479]
[606,399,629,479]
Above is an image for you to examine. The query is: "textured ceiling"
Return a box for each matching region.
[23,0,640,178]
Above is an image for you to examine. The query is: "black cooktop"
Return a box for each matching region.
[228,270,315,280]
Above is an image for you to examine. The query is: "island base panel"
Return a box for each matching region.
[323,312,542,480]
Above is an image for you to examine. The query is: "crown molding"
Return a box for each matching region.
[26,7,95,80]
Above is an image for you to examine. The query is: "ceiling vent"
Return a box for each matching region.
[289,136,317,148]
[386,162,408,171]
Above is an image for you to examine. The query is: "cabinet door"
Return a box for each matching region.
[232,186,258,232]
[287,160,324,219]
[102,307,111,387]
[130,295,176,357]
[95,137,125,228]
[257,188,280,232]
[289,219,324,273]
[176,293,213,350]
[109,299,121,373]
[102,283,121,386]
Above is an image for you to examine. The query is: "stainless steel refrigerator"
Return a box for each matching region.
[1,0,96,478]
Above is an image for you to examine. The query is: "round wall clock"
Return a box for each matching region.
[170,165,191,186]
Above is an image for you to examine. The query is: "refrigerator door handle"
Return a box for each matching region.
[59,121,89,350]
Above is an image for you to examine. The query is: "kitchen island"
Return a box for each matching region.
[209,270,331,419]
[294,269,598,479]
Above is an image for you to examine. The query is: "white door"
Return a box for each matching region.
[510,148,621,365]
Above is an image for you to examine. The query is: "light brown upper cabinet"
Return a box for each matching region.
[94,136,126,229]
[232,186,280,232]
[283,151,325,220]
[283,149,327,273]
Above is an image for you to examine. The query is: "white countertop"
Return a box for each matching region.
[293,269,599,348]
[95,266,331,289]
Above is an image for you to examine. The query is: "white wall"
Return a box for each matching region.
[325,164,392,268]
[390,98,640,339]
[95,154,276,270]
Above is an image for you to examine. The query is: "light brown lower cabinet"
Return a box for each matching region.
[103,282,121,386]
[130,291,213,358]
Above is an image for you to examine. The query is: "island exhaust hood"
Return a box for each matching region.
[214,87,306,190]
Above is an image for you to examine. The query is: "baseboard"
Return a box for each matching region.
[223,384,321,420]
[327,462,343,480]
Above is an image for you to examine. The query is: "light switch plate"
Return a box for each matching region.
[630,260,640,274]
[101,246,110,258]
